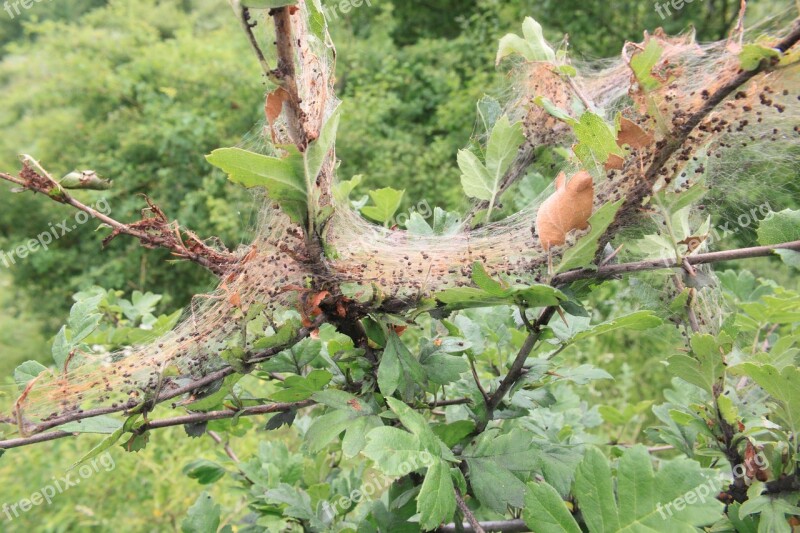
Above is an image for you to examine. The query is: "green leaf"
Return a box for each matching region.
[735,363,800,433]
[459,115,525,220]
[181,492,221,533]
[206,147,307,224]
[431,421,475,448]
[361,187,405,225]
[305,105,341,196]
[59,416,123,435]
[485,115,525,216]
[435,276,566,312]
[667,333,727,392]
[555,199,624,273]
[51,326,72,371]
[463,429,538,512]
[574,446,723,532]
[757,209,800,245]
[271,369,332,402]
[471,262,506,296]
[68,293,104,343]
[574,447,621,532]
[567,311,663,344]
[740,44,781,71]
[631,39,665,91]
[183,459,227,485]
[458,149,494,202]
[70,425,128,470]
[13,360,48,387]
[362,426,431,476]
[496,17,556,64]
[417,459,456,531]
[533,96,575,123]
[571,112,624,175]
[378,331,426,400]
[305,408,354,452]
[385,397,446,458]
[265,484,315,521]
[523,482,581,533]
[341,415,383,458]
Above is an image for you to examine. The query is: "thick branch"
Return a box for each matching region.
[13,322,319,436]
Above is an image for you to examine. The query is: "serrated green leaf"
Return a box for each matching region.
[496,17,556,64]
[183,459,227,485]
[555,199,624,273]
[418,459,456,531]
[362,426,430,476]
[181,492,221,533]
[206,147,307,224]
[667,333,726,392]
[523,482,581,533]
[59,416,123,435]
[271,369,332,402]
[51,325,71,370]
[571,112,624,174]
[378,332,426,400]
[361,187,405,225]
[305,408,354,452]
[13,360,48,387]
[567,311,662,344]
[735,363,800,433]
[757,209,800,245]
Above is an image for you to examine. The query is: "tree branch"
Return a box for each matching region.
[437,518,528,533]
[0,400,314,450]
[0,163,237,276]
[552,240,800,285]
[478,306,558,431]
[454,488,485,533]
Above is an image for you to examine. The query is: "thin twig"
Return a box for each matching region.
[437,518,528,533]
[0,401,313,451]
[552,240,800,285]
[0,171,237,276]
[207,430,240,463]
[454,488,485,533]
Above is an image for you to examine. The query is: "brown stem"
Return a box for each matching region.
[0,171,237,276]
[0,401,313,450]
[478,306,558,432]
[454,489,485,533]
[437,519,528,533]
[207,430,240,463]
[552,240,800,285]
